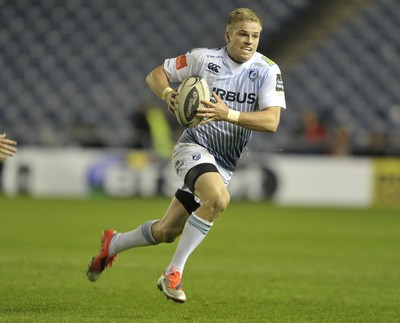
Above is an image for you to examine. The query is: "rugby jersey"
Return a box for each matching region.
[164,47,286,171]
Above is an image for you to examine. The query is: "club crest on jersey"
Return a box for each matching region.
[206,62,221,74]
[249,69,258,80]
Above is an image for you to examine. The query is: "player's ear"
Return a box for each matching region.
[225,31,230,43]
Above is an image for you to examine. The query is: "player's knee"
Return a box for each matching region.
[205,188,230,215]
[217,189,230,213]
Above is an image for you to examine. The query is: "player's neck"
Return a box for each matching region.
[225,47,254,65]
[227,53,243,64]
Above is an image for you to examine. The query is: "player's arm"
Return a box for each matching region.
[146,65,177,113]
[199,92,281,133]
[232,106,281,133]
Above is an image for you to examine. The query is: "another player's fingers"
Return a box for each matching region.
[5,138,17,145]
[1,139,17,146]
[0,147,15,156]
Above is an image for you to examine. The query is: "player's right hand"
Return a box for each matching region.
[166,90,178,115]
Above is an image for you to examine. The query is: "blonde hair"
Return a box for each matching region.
[226,8,263,34]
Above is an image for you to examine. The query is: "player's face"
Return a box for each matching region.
[225,21,261,63]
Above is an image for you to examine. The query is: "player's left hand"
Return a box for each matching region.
[198,92,229,124]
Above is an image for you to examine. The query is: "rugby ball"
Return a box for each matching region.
[175,76,210,128]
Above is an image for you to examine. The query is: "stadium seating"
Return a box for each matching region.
[262,0,400,155]
[0,0,398,155]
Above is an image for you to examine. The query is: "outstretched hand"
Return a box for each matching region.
[0,134,17,160]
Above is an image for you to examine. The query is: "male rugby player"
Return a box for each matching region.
[87,7,286,303]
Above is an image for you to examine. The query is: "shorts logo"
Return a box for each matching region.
[175,160,184,175]
[206,62,221,74]
[192,154,201,161]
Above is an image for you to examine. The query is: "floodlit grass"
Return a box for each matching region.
[0,196,399,322]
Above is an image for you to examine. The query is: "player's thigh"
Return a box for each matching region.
[194,172,230,209]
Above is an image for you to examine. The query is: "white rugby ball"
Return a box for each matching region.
[175,76,210,128]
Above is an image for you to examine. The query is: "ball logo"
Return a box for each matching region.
[184,88,199,119]
[176,76,209,127]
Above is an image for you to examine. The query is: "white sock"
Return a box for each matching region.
[165,213,213,275]
[109,220,158,256]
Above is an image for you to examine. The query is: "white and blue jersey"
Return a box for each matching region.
[164,47,286,171]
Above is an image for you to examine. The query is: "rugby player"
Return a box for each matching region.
[87,7,286,303]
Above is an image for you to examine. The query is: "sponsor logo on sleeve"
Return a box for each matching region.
[176,54,188,70]
[275,74,284,92]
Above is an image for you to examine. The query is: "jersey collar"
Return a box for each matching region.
[223,47,255,75]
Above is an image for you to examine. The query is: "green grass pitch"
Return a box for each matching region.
[0,196,399,322]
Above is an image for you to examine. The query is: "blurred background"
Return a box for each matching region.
[0,0,399,206]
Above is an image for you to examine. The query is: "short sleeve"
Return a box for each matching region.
[164,50,203,83]
[258,64,286,110]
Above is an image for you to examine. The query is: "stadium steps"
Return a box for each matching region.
[265,0,374,69]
